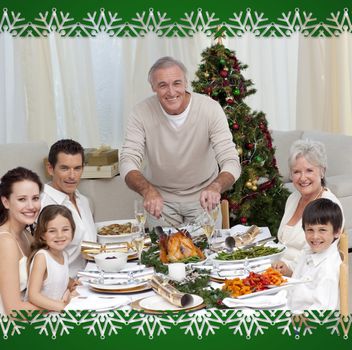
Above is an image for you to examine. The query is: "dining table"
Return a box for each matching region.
[71,226,292,313]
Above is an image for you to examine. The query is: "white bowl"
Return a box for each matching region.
[94,252,128,272]
[95,219,140,244]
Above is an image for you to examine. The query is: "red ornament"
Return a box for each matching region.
[220,69,228,78]
[226,97,234,105]
[232,123,239,130]
[259,122,266,130]
[240,217,247,224]
[246,143,254,150]
[204,86,212,95]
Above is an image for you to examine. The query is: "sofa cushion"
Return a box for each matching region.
[302,131,352,177]
[326,175,352,198]
[271,130,303,182]
[0,142,48,182]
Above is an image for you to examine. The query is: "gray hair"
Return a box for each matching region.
[288,139,327,186]
[148,56,188,86]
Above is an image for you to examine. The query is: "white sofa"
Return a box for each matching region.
[1,134,351,249]
[271,130,352,249]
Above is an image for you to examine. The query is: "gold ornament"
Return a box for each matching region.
[246,181,252,189]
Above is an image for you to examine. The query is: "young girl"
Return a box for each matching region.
[0,167,43,315]
[287,198,343,311]
[26,205,77,311]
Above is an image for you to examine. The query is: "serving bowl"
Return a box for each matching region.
[96,219,140,244]
[94,252,128,272]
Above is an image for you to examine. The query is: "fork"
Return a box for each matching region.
[160,214,188,234]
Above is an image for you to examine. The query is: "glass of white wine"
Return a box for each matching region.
[210,203,220,222]
[201,211,215,249]
[134,198,146,234]
[132,231,145,265]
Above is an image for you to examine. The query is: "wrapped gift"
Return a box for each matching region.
[81,162,119,179]
[85,145,118,166]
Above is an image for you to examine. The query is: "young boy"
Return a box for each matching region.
[287,198,343,311]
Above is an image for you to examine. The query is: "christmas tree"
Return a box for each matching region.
[192,43,290,236]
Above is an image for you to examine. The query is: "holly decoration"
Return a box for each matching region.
[192,44,290,236]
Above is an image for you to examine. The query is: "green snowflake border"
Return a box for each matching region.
[0,7,352,37]
[0,309,350,340]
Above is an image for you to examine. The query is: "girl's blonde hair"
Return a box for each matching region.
[27,205,75,272]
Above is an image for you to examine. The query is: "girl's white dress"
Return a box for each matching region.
[26,249,69,301]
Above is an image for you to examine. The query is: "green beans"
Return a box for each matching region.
[216,245,283,261]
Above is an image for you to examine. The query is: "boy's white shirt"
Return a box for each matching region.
[288,239,341,311]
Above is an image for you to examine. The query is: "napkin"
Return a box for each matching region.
[222,290,287,309]
[77,266,154,280]
[65,295,131,311]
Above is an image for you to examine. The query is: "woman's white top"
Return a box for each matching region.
[26,249,69,301]
[0,231,29,314]
[287,240,341,311]
[277,188,344,270]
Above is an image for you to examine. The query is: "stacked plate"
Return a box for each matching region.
[78,263,154,294]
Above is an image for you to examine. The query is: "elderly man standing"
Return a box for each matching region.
[41,139,96,277]
[120,56,241,228]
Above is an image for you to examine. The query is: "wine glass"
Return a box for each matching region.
[134,199,146,234]
[132,234,145,265]
[201,211,215,249]
[210,203,220,222]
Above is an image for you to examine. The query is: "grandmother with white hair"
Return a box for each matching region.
[272,139,345,276]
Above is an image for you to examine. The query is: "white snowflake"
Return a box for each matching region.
[31,8,77,37]
[273,9,318,37]
[128,311,175,338]
[79,310,127,338]
[321,8,352,36]
[0,311,28,339]
[225,309,275,338]
[176,9,220,37]
[80,9,124,37]
[30,311,77,338]
[176,309,226,338]
[225,8,269,37]
[126,8,172,37]
[0,8,27,36]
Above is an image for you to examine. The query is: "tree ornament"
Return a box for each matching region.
[232,123,239,130]
[255,155,263,162]
[245,181,252,189]
[204,71,209,78]
[219,58,226,65]
[237,146,243,155]
[204,86,212,95]
[220,69,228,78]
[240,217,247,224]
[226,97,234,104]
[252,185,258,191]
[246,143,254,150]
[259,122,266,130]
[233,88,240,95]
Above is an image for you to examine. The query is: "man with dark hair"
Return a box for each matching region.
[41,139,96,277]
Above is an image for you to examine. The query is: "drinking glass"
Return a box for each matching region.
[132,231,144,265]
[201,211,215,248]
[210,203,220,222]
[134,199,146,233]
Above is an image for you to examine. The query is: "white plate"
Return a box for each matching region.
[88,278,149,291]
[138,294,203,311]
[209,243,286,264]
[96,219,139,244]
[234,277,303,299]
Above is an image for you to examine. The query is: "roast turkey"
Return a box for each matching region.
[158,228,205,263]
